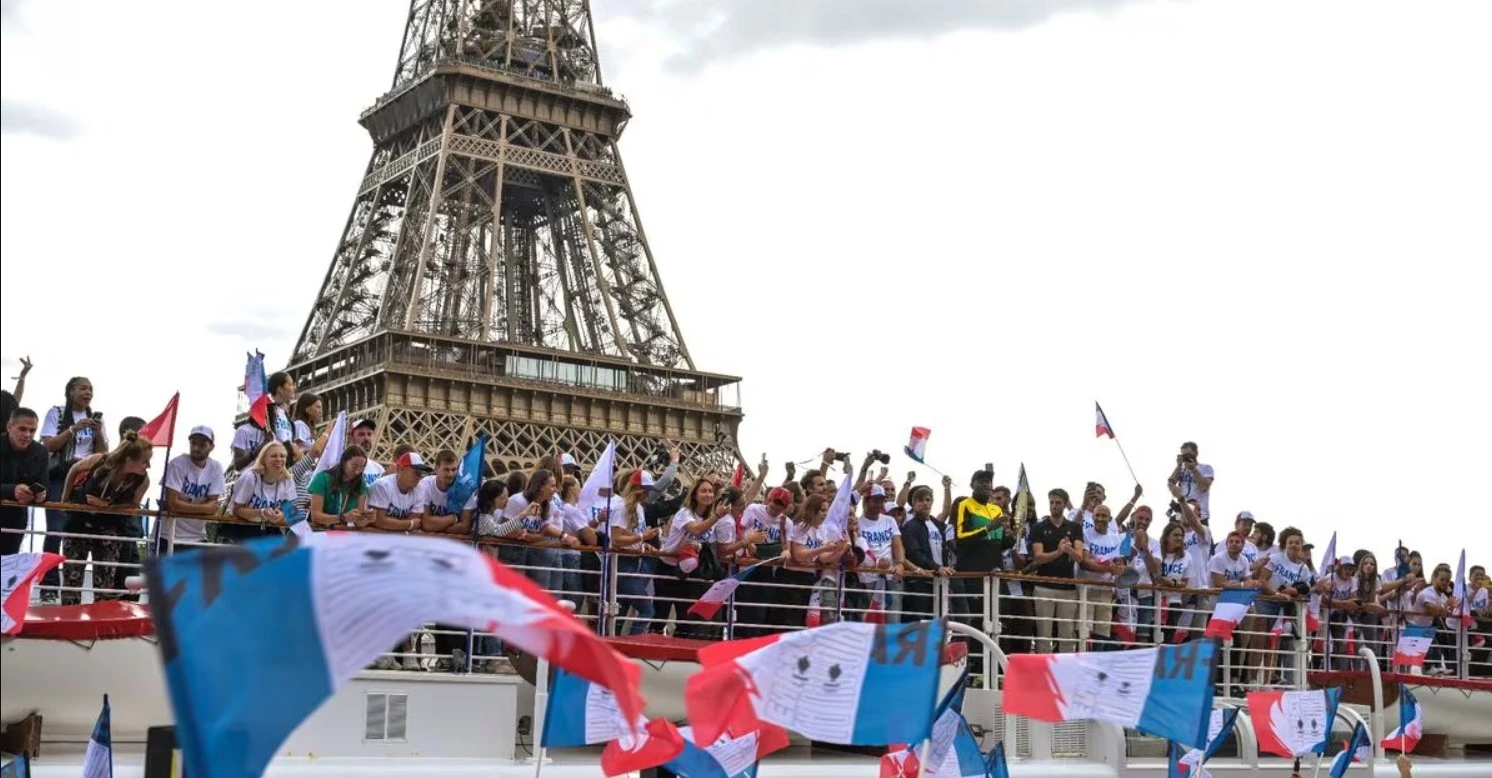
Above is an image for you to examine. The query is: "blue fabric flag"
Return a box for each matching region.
[1330,722,1371,778]
[987,741,1009,778]
[1169,707,1240,777]
[82,694,112,778]
[447,434,486,514]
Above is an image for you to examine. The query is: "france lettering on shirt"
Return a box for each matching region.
[1088,538,1122,560]
[384,503,414,519]
[247,493,279,510]
[1163,558,1188,578]
[521,514,546,533]
[1275,560,1310,586]
[804,535,823,550]
[273,412,294,443]
[180,478,212,501]
[752,518,781,544]
[1218,560,1248,582]
[1241,545,1260,564]
[861,528,896,546]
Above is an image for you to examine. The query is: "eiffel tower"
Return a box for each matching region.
[283,0,743,476]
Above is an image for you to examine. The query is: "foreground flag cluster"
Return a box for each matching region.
[148,533,644,778]
[1005,639,1221,749]
[82,694,112,778]
[2,552,65,636]
[685,621,946,747]
[1168,707,1239,778]
[1381,685,1423,753]
[1329,722,1371,778]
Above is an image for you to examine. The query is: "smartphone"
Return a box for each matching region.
[29,482,46,495]
[90,412,103,421]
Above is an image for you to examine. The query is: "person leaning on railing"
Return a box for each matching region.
[156,425,226,551]
[57,431,153,605]
[1,406,49,555]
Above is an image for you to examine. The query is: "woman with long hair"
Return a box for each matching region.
[58,431,151,605]
[38,376,108,598]
[655,478,728,637]
[784,494,851,627]
[1157,522,1193,644]
[291,392,323,452]
[608,469,659,636]
[306,444,371,529]
[516,469,576,591]
[1353,553,1388,667]
[556,475,597,602]
[226,442,297,542]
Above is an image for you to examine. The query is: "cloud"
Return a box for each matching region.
[0,99,79,140]
[609,0,1172,70]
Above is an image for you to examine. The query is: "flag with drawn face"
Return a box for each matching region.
[2,552,65,635]
[1247,688,1342,757]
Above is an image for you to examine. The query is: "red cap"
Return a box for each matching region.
[767,487,793,507]
[677,544,699,574]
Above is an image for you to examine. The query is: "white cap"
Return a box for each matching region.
[629,470,655,488]
[352,418,377,430]
[1236,510,1255,522]
[867,484,887,498]
[560,452,578,468]
[189,425,215,441]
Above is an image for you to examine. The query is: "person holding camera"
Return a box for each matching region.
[1167,442,1214,524]
[1,407,50,555]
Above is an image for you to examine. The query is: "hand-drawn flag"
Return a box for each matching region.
[147,533,643,778]
[904,427,930,464]
[1004,640,1221,749]
[1392,624,1434,669]
[662,724,789,778]
[243,351,270,428]
[1329,722,1371,778]
[446,434,486,514]
[1203,589,1259,641]
[138,392,180,448]
[881,674,982,778]
[684,621,946,747]
[1095,402,1116,439]
[690,560,772,620]
[879,745,920,778]
[1247,688,1342,757]
[2,552,64,635]
[1380,685,1422,753]
[311,411,348,477]
[82,694,112,778]
[1169,707,1239,777]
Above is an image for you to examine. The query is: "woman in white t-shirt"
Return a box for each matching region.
[39,376,108,593]
[786,494,851,626]
[1157,523,1193,644]
[608,471,659,636]
[555,476,598,600]
[291,392,322,451]
[656,480,728,637]
[229,442,298,541]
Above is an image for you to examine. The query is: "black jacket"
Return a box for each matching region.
[901,514,948,571]
[1,439,49,511]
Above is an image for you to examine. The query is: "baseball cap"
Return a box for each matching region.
[677,545,699,574]
[560,452,579,469]
[188,425,215,442]
[767,487,793,507]
[395,452,434,473]
[1236,511,1255,523]
[1337,555,1354,568]
[629,470,655,488]
[352,418,377,431]
[866,484,887,499]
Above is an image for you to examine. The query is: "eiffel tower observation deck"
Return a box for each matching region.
[285,0,743,475]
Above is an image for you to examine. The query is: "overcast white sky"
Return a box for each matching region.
[2,0,1488,569]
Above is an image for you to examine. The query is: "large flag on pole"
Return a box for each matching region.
[1391,624,1434,669]
[822,468,856,541]
[244,351,270,428]
[138,392,181,448]
[684,621,946,747]
[147,533,644,778]
[1454,548,1473,631]
[1004,640,1221,748]
[578,440,617,516]
[2,552,65,635]
[82,694,112,778]
[1012,463,1032,528]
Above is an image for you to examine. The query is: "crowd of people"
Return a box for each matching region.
[2,360,1489,683]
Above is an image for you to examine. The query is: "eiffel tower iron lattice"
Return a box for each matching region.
[278,0,744,477]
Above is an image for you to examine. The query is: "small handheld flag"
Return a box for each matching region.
[689,560,774,620]
[1329,721,1371,778]
[138,392,181,448]
[1203,589,1259,641]
[2,552,65,635]
[311,411,348,478]
[446,434,487,514]
[82,694,112,778]
[904,427,930,463]
[1391,624,1434,670]
[244,351,270,428]
[1381,685,1422,753]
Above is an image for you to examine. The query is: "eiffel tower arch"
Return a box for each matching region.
[281,0,744,477]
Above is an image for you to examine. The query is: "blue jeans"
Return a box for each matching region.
[616,556,654,636]
[522,545,559,593]
[41,472,69,591]
[557,550,582,602]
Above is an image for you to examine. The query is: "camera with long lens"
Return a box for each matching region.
[651,447,672,469]
[827,449,852,465]
[1166,500,1182,520]
[869,449,891,465]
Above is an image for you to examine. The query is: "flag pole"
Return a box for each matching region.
[1111,438,1140,486]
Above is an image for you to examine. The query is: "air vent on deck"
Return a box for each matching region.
[364,692,409,742]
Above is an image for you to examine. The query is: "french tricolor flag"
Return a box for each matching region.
[880,683,986,778]
[147,533,644,778]
[689,560,771,620]
[542,669,687,775]
[1005,640,1221,749]
[1391,624,1435,669]
[1170,706,1240,777]
[1203,588,1258,642]
[244,351,271,428]
[662,724,789,778]
[2,552,65,636]
[1095,402,1116,439]
[905,427,931,464]
[1380,686,1423,753]
[1454,549,1473,631]
[82,694,112,778]
[684,621,946,747]
[1329,722,1371,778]
[879,745,920,778]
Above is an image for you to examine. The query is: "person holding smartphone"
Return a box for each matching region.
[2,406,50,555]
[38,377,108,599]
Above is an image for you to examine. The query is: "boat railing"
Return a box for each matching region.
[4,499,1488,689]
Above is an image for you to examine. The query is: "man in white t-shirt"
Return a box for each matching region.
[1208,531,1258,588]
[350,418,385,486]
[368,452,432,532]
[415,449,479,535]
[1079,504,1126,648]
[159,426,226,550]
[1169,442,1215,525]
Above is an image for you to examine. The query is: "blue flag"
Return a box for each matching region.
[447,434,487,514]
[987,741,1009,778]
[1330,722,1371,778]
[1168,707,1240,777]
[82,694,112,778]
